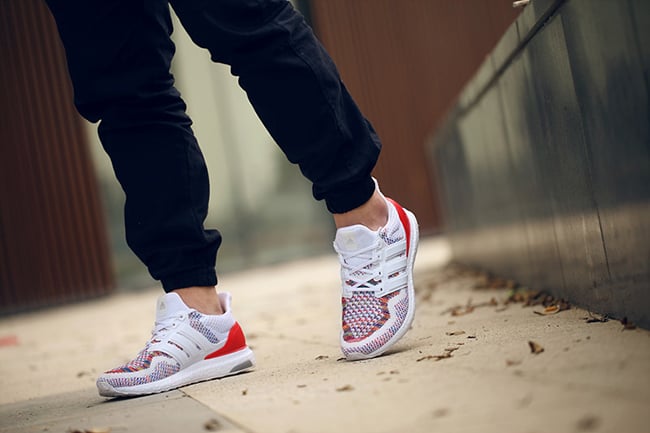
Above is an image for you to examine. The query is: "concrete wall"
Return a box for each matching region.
[309,0,520,233]
[430,0,649,327]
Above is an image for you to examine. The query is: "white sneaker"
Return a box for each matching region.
[96,291,255,397]
[334,186,419,360]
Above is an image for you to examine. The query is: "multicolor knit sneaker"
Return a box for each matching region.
[96,291,255,397]
[334,187,419,360]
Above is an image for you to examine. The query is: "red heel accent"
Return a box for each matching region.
[386,198,411,255]
[205,322,247,359]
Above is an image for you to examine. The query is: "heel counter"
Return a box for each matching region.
[204,322,247,360]
[386,197,412,255]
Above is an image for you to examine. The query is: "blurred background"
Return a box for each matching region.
[0,0,519,310]
[1,0,648,327]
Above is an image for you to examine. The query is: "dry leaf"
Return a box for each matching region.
[451,306,475,316]
[446,330,465,336]
[416,347,458,362]
[534,305,560,315]
[544,305,560,314]
[336,384,354,392]
[314,355,329,360]
[417,354,452,361]
[621,317,637,330]
[203,419,221,432]
[528,341,544,354]
[584,313,608,323]
[507,289,569,312]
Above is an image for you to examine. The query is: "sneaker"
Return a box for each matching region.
[96,291,255,397]
[334,185,419,360]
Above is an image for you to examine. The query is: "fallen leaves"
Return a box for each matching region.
[528,341,544,354]
[584,314,637,330]
[448,305,474,316]
[583,313,608,323]
[336,384,354,392]
[417,346,459,362]
[438,276,572,318]
[507,289,570,312]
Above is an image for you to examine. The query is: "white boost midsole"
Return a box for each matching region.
[102,347,255,396]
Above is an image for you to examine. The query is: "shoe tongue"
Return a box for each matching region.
[155,292,189,322]
[335,224,377,252]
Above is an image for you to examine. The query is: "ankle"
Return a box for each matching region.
[172,286,224,315]
[333,190,388,231]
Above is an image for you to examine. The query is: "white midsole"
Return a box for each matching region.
[99,347,255,397]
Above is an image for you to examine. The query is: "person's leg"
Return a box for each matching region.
[45,0,254,397]
[45,0,221,307]
[172,0,418,359]
[170,0,380,214]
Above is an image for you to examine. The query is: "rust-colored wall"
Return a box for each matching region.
[310,1,520,232]
[0,1,114,313]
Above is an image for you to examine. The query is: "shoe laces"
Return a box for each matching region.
[336,240,383,293]
[149,312,186,344]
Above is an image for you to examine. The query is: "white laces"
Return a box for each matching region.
[150,313,185,343]
[335,241,383,293]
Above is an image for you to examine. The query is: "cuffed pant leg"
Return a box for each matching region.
[45,0,221,291]
[170,0,380,213]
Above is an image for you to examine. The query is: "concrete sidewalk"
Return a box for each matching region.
[1,237,648,433]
